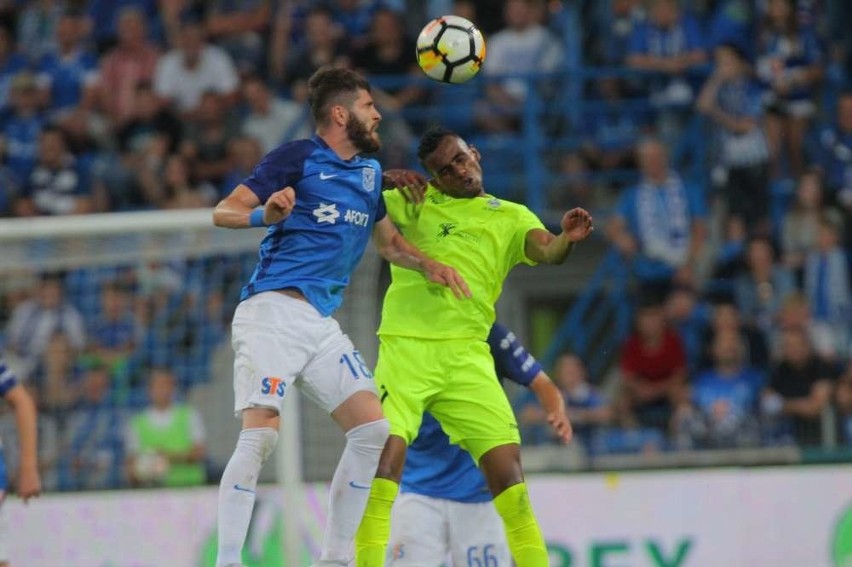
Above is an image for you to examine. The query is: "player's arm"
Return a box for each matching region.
[212,184,295,228]
[372,216,471,299]
[490,324,572,443]
[4,385,41,502]
[524,207,594,265]
[528,373,572,443]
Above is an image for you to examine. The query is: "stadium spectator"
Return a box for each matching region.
[85,282,137,377]
[479,0,564,132]
[98,6,161,127]
[86,0,163,54]
[580,77,652,173]
[153,17,239,117]
[143,153,216,210]
[781,170,838,277]
[697,43,771,231]
[351,8,424,112]
[331,0,384,49]
[1,72,46,185]
[35,9,99,115]
[59,362,126,490]
[240,75,309,153]
[0,26,28,120]
[606,137,708,295]
[734,236,795,335]
[125,367,206,487]
[756,0,823,179]
[14,126,93,217]
[204,0,271,75]
[219,136,263,198]
[818,91,852,209]
[180,91,240,185]
[706,0,757,56]
[278,6,349,102]
[710,214,747,280]
[615,297,688,429]
[699,301,770,374]
[673,328,763,448]
[30,331,83,414]
[762,326,834,445]
[16,0,63,64]
[626,0,707,142]
[518,353,611,450]
[803,214,851,360]
[3,273,85,381]
[664,284,710,372]
[594,0,644,67]
[773,291,838,362]
[0,165,19,217]
[113,82,182,209]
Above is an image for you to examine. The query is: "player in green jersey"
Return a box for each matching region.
[355,126,593,567]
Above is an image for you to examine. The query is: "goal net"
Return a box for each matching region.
[0,209,385,564]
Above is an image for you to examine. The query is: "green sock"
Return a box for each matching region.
[354,478,399,567]
[492,482,549,567]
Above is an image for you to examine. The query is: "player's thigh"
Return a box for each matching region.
[389,492,450,567]
[447,500,510,567]
[231,292,316,415]
[372,336,444,444]
[428,341,520,462]
[299,316,378,415]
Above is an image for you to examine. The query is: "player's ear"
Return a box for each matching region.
[331,104,347,126]
[470,145,481,162]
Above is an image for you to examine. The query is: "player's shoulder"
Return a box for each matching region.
[263,138,320,165]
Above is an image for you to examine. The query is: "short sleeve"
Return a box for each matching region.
[242,139,314,203]
[487,323,543,387]
[375,191,387,222]
[513,204,547,266]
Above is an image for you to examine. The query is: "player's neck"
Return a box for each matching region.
[317,129,360,161]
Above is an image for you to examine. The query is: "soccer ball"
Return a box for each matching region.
[416,15,486,84]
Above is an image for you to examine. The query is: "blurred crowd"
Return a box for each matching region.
[0,0,851,490]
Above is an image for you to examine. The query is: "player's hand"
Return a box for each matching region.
[264,187,296,225]
[547,410,573,445]
[384,169,428,203]
[422,259,472,299]
[561,207,593,242]
[17,466,41,503]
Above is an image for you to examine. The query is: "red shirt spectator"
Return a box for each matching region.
[621,327,687,385]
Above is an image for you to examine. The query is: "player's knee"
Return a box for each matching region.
[237,427,279,463]
[346,418,390,452]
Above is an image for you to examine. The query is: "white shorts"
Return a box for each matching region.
[231,292,377,415]
[388,492,510,567]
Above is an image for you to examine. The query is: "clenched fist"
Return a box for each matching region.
[264,187,296,225]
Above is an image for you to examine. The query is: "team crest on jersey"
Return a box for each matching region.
[362,167,376,192]
[438,223,455,237]
[487,197,501,209]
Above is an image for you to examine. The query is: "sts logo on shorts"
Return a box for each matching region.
[261,377,286,397]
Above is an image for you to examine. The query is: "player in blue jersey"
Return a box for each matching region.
[388,324,571,566]
[212,67,469,567]
[0,359,41,567]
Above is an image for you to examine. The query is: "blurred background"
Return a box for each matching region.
[0,0,851,565]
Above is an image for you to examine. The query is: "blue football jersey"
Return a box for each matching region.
[240,136,386,316]
[400,323,543,503]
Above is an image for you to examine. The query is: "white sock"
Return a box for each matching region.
[217,427,278,567]
[318,418,389,565]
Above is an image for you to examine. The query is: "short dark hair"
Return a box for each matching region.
[416,126,460,164]
[307,67,371,125]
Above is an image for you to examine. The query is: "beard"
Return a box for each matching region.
[346,114,381,153]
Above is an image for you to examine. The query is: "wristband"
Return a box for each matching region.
[249,209,265,227]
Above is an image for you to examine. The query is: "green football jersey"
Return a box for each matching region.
[379,185,545,340]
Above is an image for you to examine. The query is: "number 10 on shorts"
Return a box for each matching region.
[339,351,373,379]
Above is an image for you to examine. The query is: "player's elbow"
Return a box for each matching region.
[212,201,229,227]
